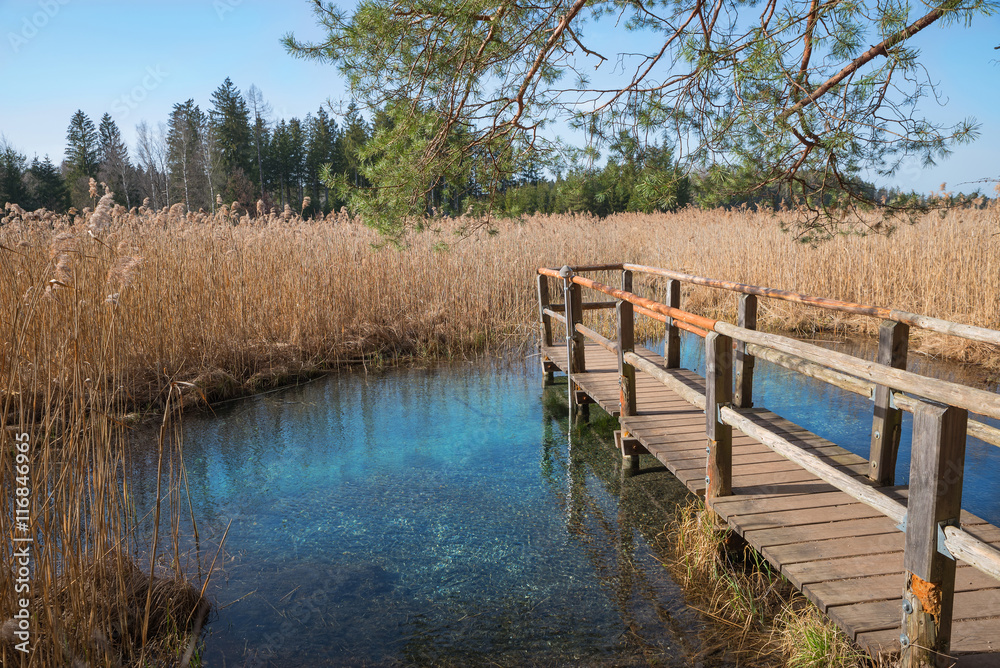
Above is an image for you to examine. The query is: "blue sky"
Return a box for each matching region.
[1,0,997,195]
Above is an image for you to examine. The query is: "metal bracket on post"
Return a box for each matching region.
[897,508,959,560]
[937,520,958,560]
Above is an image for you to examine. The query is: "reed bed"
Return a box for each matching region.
[1,199,998,664]
[3,202,999,413]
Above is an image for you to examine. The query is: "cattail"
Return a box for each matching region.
[89,192,115,232]
[88,178,98,199]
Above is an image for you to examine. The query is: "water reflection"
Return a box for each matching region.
[129,363,728,667]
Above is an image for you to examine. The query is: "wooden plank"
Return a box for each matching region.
[729,503,889,534]
[764,532,904,565]
[787,552,906,588]
[744,516,901,551]
[806,566,1000,610]
[832,589,1000,641]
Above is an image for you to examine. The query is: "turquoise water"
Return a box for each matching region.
[129,335,1000,665]
[130,362,716,667]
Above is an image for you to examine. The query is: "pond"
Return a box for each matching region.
[128,332,1000,666]
[129,358,718,667]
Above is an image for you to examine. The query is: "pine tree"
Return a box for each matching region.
[98,114,134,208]
[287,118,306,208]
[210,77,254,202]
[340,102,369,188]
[305,108,339,214]
[246,84,271,205]
[0,139,28,208]
[166,100,209,213]
[65,110,99,208]
[25,156,69,212]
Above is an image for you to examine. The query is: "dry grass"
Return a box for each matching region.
[2,200,998,664]
[664,500,893,667]
[3,202,999,413]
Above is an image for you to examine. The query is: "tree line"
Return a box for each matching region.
[1,78,374,218]
[2,76,908,221]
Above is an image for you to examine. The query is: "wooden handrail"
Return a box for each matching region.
[620,263,1000,347]
[547,301,617,312]
[714,321,1000,422]
[575,323,618,355]
[558,268,1000,421]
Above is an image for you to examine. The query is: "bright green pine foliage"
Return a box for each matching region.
[284,0,996,240]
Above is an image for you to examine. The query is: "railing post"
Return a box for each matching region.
[705,332,733,500]
[617,269,638,470]
[560,266,587,421]
[536,273,552,348]
[734,294,757,408]
[665,279,681,369]
[618,270,637,418]
[869,319,909,485]
[901,400,967,667]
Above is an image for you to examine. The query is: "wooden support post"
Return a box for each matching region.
[901,401,967,668]
[618,269,639,468]
[705,332,733,500]
[869,320,909,485]
[734,294,757,408]
[618,270,637,418]
[537,274,554,386]
[567,279,586,374]
[536,273,552,348]
[664,279,681,369]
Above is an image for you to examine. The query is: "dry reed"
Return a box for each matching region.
[3,203,998,413]
[2,201,998,664]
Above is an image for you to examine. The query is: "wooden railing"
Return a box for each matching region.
[536,263,1000,667]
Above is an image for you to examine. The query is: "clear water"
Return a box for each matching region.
[128,335,1000,665]
[649,332,1000,524]
[129,362,717,667]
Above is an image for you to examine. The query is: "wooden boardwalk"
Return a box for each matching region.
[542,341,1000,665]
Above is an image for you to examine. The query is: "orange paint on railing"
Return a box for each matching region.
[570,275,719,332]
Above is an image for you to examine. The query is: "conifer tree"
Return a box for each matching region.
[210,77,255,202]
[65,110,99,208]
[98,113,134,208]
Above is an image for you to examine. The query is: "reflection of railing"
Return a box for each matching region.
[536,262,1000,667]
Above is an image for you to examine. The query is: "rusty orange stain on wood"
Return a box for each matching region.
[909,573,943,618]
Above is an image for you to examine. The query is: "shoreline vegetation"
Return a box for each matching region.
[2,200,999,664]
